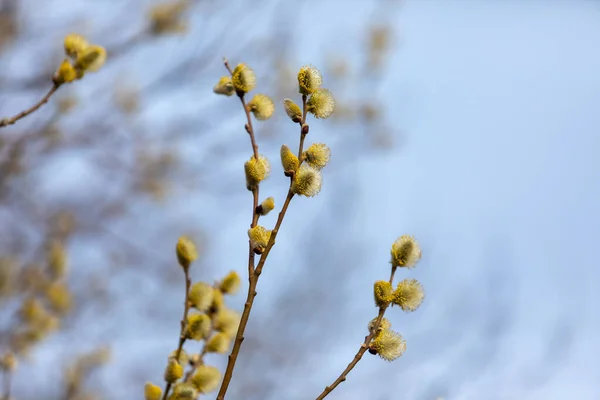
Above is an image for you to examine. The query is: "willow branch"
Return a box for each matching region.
[161,269,191,400]
[0,82,60,129]
[314,269,396,399]
[216,62,307,399]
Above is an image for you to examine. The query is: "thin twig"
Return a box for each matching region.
[0,82,60,129]
[297,94,308,162]
[314,269,396,399]
[216,58,265,399]
[223,58,234,75]
[216,60,307,400]
[161,269,191,400]
[217,188,295,400]
[240,95,259,160]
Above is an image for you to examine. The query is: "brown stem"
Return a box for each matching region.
[314,269,396,399]
[223,58,234,75]
[216,58,264,400]
[298,131,307,164]
[216,189,295,400]
[254,190,294,275]
[314,308,386,400]
[301,94,308,123]
[217,59,307,400]
[216,269,258,399]
[390,266,397,283]
[298,95,308,163]
[252,187,260,228]
[0,83,60,128]
[240,95,259,160]
[216,59,304,400]
[161,269,191,400]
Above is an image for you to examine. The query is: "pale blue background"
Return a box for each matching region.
[3,0,600,399]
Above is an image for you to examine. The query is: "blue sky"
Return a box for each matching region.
[5,0,600,399]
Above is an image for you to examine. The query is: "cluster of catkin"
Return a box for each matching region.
[371,235,425,361]
[144,238,242,400]
[218,63,335,201]
[55,34,107,85]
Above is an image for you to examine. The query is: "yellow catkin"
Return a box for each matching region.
[45,282,72,315]
[213,76,235,96]
[213,307,241,338]
[244,155,270,190]
[64,33,88,58]
[390,235,421,268]
[368,317,391,333]
[185,313,211,340]
[206,332,230,353]
[297,65,322,95]
[393,279,425,312]
[170,382,198,399]
[54,60,77,84]
[191,365,222,394]
[247,94,275,120]
[307,88,335,119]
[257,196,275,216]
[280,145,299,174]
[144,382,162,400]
[148,0,189,35]
[211,287,224,312]
[219,271,241,295]
[188,282,214,311]
[232,63,256,93]
[176,236,198,270]
[164,359,183,383]
[373,280,393,308]
[168,349,189,366]
[247,225,271,254]
[303,143,331,170]
[74,45,107,73]
[369,329,406,361]
[283,99,302,123]
[291,164,322,197]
